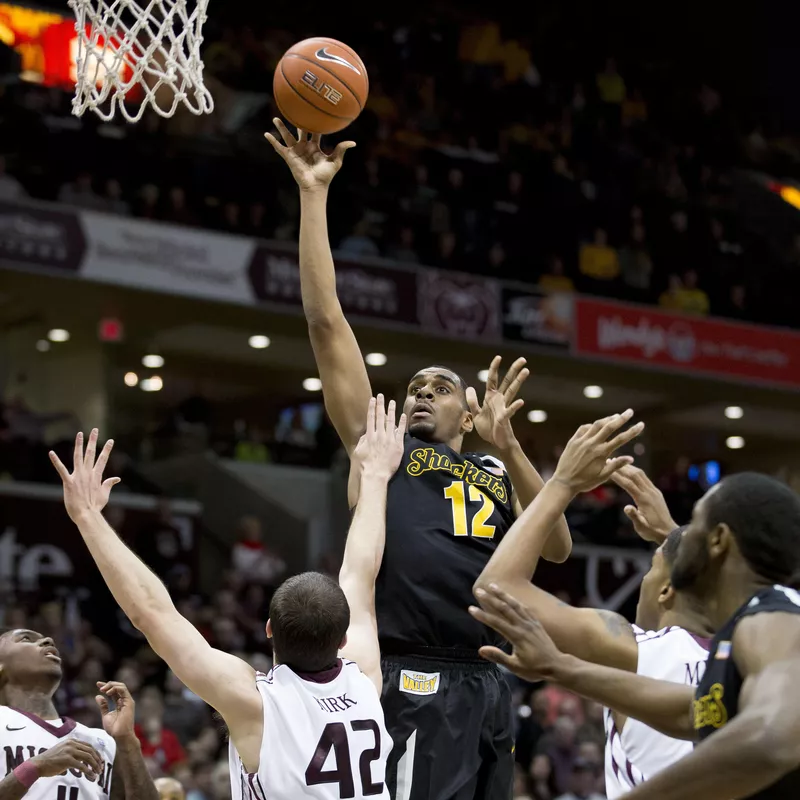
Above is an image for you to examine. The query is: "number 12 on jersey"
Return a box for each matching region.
[443,480,496,539]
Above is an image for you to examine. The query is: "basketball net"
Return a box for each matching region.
[69,0,214,122]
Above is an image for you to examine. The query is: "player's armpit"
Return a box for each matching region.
[339,617,382,694]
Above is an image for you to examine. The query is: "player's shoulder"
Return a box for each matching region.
[464,452,507,476]
[635,625,711,653]
[743,584,800,616]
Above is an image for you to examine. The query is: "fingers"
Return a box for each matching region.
[73,431,83,471]
[365,396,376,437]
[475,583,532,624]
[93,438,114,477]
[263,132,286,156]
[375,393,386,435]
[385,399,396,434]
[468,604,518,641]
[273,117,297,147]
[506,398,524,420]
[102,477,121,492]
[83,428,99,469]
[97,680,131,699]
[465,386,481,416]
[311,132,322,147]
[499,357,527,396]
[477,645,516,669]
[68,741,103,777]
[503,367,530,405]
[590,409,634,443]
[610,467,638,495]
[332,141,356,165]
[624,505,649,529]
[396,412,407,442]
[605,421,644,454]
[49,450,70,482]
[599,456,635,482]
[95,694,110,715]
[485,355,501,392]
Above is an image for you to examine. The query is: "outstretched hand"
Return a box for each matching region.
[553,410,644,493]
[352,395,407,481]
[96,680,136,741]
[466,356,529,451]
[265,117,355,192]
[611,464,678,543]
[470,584,564,682]
[49,429,120,523]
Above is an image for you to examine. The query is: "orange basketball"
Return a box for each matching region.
[273,37,369,135]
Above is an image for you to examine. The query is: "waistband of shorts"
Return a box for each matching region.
[380,639,491,665]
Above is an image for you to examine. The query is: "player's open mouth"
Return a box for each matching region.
[44,654,61,663]
[411,403,434,418]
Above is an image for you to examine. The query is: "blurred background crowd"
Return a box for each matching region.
[1,1,800,799]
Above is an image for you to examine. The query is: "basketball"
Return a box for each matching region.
[273,37,369,135]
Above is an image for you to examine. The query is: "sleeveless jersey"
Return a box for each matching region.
[604,625,710,798]
[695,585,800,800]
[228,659,391,800]
[0,706,116,800]
[376,435,516,652]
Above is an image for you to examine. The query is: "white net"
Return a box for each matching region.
[69,0,215,123]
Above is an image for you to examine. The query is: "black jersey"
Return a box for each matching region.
[694,585,800,800]
[375,434,517,654]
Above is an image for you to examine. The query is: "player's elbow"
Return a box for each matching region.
[755,721,800,775]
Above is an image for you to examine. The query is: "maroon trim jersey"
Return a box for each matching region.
[376,435,516,652]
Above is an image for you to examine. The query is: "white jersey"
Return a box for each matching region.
[0,706,116,800]
[604,625,710,798]
[229,659,391,800]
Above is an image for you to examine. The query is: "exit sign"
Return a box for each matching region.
[98,318,124,342]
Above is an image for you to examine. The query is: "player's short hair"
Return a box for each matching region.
[661,525,686,568]
[703,473,800,585]
[269,572,350,673]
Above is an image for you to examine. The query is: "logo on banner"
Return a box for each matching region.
[419,271,500,340]
[248,246,417,321]
[597,314,697,363]
[502,289,572,347]
[0,201,85,272]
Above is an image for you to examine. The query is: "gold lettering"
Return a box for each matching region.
[406,448,508,503]
[694,683,728,730]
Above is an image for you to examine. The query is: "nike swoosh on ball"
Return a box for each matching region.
[315,47,361,74]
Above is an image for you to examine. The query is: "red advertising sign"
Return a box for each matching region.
[575,298,800,388]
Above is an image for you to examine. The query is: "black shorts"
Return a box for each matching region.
[381,654,514,800]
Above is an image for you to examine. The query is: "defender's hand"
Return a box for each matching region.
[49,430,120,522]
[265,118,355,192]
[553,411,644,494]
[466,356,529,452]
[96,681,136,741]
[470,584,564,682]
[611,464,678,543]
[30,739,104,781]
[352,395,407,481]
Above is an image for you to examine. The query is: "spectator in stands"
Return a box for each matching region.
[538,256,575,293]
[555,758,605,800]
[136,500,186,580]
[723,283,748,320]
[58,171,104,210]
[0,155,26,200]
[579,228,620,286]
[339,218,380,257]
[164,187,198,227]
[538,715,579,795]
[135,686,188,775]
[155,777,186,800]
[246,202,268,238]
[659,273,684,310]
[622,87,648,127]
[385,226,420,263]
[528,753,557,800]
[163,669,211,746]
[619,222,653,299]
[231,515,286,587]
[137,184,161,220]
[674,268,710,314]
[104,179,131,215]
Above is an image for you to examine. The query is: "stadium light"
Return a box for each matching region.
[141,376,163,392]
[527,410,547,423]
[724,406,743,419]
[48,329,70,342]
[583,385,603,399]
[365,352,387,366]
[726,436,745,450]
[303,378,323,392]
[478,370,489,383]
[249,335,271,349]
[36,340,50,352]
[142,354,164,368]
[124,372,139,387]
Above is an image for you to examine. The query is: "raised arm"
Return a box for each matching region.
[618,613,800,800]
[470,583,695,741]
[50,433,261,755]
[266,119,371,453]
[338,396,406,692]
[466,355,571,563]
[474,411,645,671]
